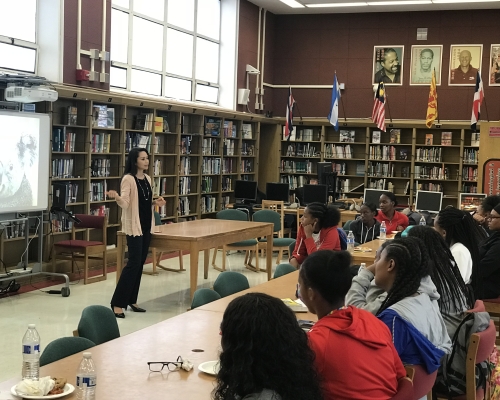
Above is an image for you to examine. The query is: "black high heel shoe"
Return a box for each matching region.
[111,305,125,318]
[128,304,146,313]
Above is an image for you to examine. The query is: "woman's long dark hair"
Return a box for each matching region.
[306,202,341,229]
[435,207,486,298]
[377,237,431,315]
[407,225,472,312]
[214,293,323,400]
[124,147,149,176]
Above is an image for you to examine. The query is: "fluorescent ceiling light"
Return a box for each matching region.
[279,0,306,7]
[368,0,431,4]
[433,0,499,2]
[306,2,368,6]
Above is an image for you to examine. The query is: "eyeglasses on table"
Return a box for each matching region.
[147,356,183,372]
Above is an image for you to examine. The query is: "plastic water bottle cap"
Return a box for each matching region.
[361,263,366,268]
[83,352,92,358]
[28,324,36,329]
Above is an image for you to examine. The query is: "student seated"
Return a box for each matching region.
[289,202,341,268]
[348,202,381,244]
[375,192,409,232]
[479,204,500,299]
[298,250,406,400]
[348,237,451,374]
[213,293,323,400]
[473,195,500,236]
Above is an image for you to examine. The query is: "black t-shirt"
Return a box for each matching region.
[134,176,152,233]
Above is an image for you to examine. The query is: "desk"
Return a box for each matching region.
[349,236,395,265]
[116,219,274,299]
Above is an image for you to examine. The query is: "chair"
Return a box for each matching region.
[146,211,184,275]
[288,240,296,258]
[465,300,485,313]
[405,365,437,400]
[40,337,96,366]
[391,377,414,400]
[262,200,292,237]
[52,214,107,284]
[483,297,500,345]
[211,209,260,272]
[342,220,354,232]
[213,271,250,298]
[191,288,221,309]
[251,209,296,269]
[274,263,296,278]
[76,305,120,345]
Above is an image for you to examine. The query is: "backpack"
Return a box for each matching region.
[435,311,491,398]
[337,228,347,251]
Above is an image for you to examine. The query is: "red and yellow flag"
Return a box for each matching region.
[426,69,438,128]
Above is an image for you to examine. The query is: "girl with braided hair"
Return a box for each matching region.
[289,202,341,268]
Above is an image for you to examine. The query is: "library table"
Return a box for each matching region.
[116,219,274,299]
[349,235,395,266]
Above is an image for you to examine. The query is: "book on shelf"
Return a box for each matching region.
[471,132,480,147]
[282,126,296,141]
[356,162,365,176]
[372,131,381,144]
[398,148,409,161]
[163,117,170,133]
[66,106,78,126]
[92,105,108,128]
[389,129,401,144]
[425,134,433,145]
[242,123,253,139]
[107,108,115,129]
[205,117,221,136]
[154,116,163,132]
[441,132,452,146]
[340,130,355,143]
[134,113,154,131]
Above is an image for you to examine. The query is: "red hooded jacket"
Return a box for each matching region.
[291,225,340,265]
[308,306,406,400]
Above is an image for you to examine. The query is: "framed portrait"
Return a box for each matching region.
[489,44,500,86]
[373,46,404,86]
[448,44,483,86]
[409,45,443,86]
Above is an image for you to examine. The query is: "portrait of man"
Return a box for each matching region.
[410,45,442,85]
[449,45,483,86]
[373,46,404,85]
[489,45,500,86]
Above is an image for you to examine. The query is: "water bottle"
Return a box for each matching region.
[358,262,367,274]
[347,231,355,253]
[22,324,40,380]
[380,221,387,241]
[419,215,426,226]
[76,352,96,400]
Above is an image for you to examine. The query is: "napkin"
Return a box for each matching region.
[15,376,55,396]
[181,358,194,372]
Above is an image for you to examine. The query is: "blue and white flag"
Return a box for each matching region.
[327,73,341,131]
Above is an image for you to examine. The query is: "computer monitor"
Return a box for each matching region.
[363,189,386,208]
[415,190,443,213]
[51,182,69,211]
[303,184,328,205]
[317,162,337,200]
[459,193,486,211]
[266,182,290,203]
[234,180,258,203]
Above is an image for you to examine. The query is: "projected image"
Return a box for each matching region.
[0,115,39,209]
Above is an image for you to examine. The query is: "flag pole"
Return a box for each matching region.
[435,68,440,124]
[482,96,490,122]
[384,85,393,123]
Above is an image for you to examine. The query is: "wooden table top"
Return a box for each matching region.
[350,235,395,264]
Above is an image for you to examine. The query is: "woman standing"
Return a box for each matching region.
[479,204,500,299]
[375,192,409,232]
[106,148,165,318]
[349,203,381,244]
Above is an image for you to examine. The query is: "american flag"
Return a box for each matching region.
[471,71,484,131]
[372,82,386,132]
[284,86,295,140]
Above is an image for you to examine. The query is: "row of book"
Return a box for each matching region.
[284,143,319,158]
[415,147,442,162]
[91,159,111,177]
[463,149,479,164]
[223,159,235,174]
[222,177,232,191]
[179,177,192,195]
[181,136,193,154]
[280,160,313,174]
[52,182,79,204]
[153,159,163,175]
[280,175,309,189]
[369,145,401,161]
[332,162,348,176]
[180,157,191,175]
[367,162,395,178]
[178,197,191,216]
[201,196,217,213]
[282,127,319,142]
[325,144,353,159]
[154,204,167,217]
[240,160,253,173]
[419,132,453,146]
[134,113,155,131]
[241,143,255,156]
[202,158,221,175]
[52,159,74,178]
[414,181,443,192]
[462,184,478,193]
[337,179,354,193]
[126,132,150,152]
[462,166,478,181]
[223,139,236,156]
[221,196,231,210]
[2,220,27,239]
[372,129,401,144]
[414,165,450,180]
[51,217,73,233]
[90,181,108,202]
[52,128,77,152]
[203,138,219,155]
[202,177,215,193]
[153,177,172,197]
[91,132,112,153]
[90,205,110,219]
[92,105,116,129]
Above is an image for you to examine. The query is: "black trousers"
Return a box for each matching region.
[111,231,151,308]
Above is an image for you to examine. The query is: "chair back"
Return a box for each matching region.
[342,220,353,231]
[40,337,96,366]
[274,263,296,278]
[390,377,414,400]
[77,305,120,345]
[191,288,221,309]
[262,200,286,237]
[213,271,250,297]
[216,209,248,221]
[154,210,162,226]
[465,299,485,313]
[288,240,296,256]
[473,320,496,363]
[74,214,106,229]
[253,209,281,233]
[405,365,437,400]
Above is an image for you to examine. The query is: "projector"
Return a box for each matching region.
[5,85,58,103]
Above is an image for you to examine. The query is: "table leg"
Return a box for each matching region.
[116,233,125,284]
[266,232,272,281]
[204,249,209,279]
[189,242,199,300]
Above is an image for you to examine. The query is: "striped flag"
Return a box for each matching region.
[284,86,295,140]
[372,82,386,132]
[327,73,341,131]
[426,69,438,128]
[471,71,484,131]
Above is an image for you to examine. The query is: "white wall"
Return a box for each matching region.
[219,0,239,110]
[37,0,63,83]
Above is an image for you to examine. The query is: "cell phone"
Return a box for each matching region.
[297,320,315,329]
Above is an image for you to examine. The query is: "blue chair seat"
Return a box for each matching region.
[258,237,296,247]
[228,239,258,247]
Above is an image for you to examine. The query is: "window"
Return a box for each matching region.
[110,0,221,104]
[0,0,38,73]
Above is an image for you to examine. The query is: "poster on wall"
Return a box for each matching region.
[483,159,500,196]
[373,46,404,86]
[489,44,500,86]
[410,45,443,85]
[448,44,483,86]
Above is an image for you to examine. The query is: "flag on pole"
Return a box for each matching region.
[426,69,438,128]
[471,71,484,131]
[327,73,341,131]
[372,82,386,132]
[284,86,295,140]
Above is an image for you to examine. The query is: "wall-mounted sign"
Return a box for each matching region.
[489,126,500,137]
[483,158,500,195]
